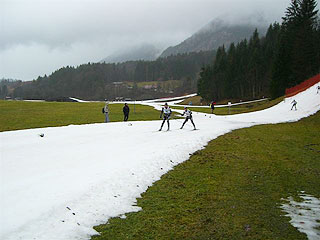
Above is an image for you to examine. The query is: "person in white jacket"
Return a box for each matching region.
[159,103,172,131]
[104,102,110,122]
[180,107,196,130]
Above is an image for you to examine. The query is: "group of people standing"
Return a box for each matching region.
[103,102,130,123]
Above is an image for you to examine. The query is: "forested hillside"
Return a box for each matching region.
[198,25,281,101]
[12,51,215,101]
[0,79,23,99]
[198,0,320,102]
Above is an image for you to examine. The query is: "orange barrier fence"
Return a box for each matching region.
[285,73,320,97]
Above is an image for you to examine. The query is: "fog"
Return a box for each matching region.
[1,0,291,81]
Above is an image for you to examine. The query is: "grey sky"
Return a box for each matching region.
[1,0,292,81]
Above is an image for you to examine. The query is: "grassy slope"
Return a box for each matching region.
[93,111,320,240]
[0,101,160,132]
[179,95,205,105]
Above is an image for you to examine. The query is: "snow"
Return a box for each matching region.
[1,85,320,240]
[166,97,269,108]
[69,97,90,103]
[281,192,320,240]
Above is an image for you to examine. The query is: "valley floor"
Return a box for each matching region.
[0,85,319,239]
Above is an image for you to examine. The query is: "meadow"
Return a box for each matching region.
[0,97,283,132]
[0,100,160,132]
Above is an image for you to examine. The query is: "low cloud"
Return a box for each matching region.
[1,0,290,80]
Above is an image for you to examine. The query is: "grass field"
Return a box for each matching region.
[173,97,283,115]
[92,111,320,240]
[0,98,283,132]
[0,100,160,132]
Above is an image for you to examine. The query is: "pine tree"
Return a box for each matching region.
[292,0,319,82]
[271,0,319,98]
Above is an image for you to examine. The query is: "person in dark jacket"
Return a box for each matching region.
[123,103,130,121]
[180,107,196,130]
[291,99,297,111]
[159,103,172,131]
[210,101,215,113]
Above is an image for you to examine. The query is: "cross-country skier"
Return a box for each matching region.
[159,103,172,131]
[291,99,297,111]
[180,106,196,130]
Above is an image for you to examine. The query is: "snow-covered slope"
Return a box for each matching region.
[1,85,319,240]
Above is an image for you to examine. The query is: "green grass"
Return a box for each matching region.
[173,97,283,115]
[0,100,160,132]
[93,111,320,240]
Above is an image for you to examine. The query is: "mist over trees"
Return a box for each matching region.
[198,0,319,102]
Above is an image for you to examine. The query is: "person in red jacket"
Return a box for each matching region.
[210,101,215,113]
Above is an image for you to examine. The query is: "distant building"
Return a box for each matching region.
[144,84,157,90]
[112,82,124,85]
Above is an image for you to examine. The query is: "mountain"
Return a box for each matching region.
[160,18,267,58]
[100,43,161,63]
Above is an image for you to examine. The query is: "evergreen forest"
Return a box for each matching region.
[10,51,216,101]
[198,0,320,101]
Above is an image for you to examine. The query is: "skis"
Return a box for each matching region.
[157,128,199,132]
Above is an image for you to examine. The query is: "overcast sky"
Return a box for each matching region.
[1,0,293,81]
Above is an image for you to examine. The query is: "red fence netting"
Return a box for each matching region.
[285,73,320,98]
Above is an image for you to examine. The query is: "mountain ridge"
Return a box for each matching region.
[100,44,161,63]
[160,18,267,58]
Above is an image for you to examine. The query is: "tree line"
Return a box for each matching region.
[12,51,216,101]
[198,0,319,102]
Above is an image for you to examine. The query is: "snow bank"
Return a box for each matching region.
[0,85,319,239]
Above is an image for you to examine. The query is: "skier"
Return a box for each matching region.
[317,85,320,94]
[180,106,196,130]
[210,101,215,113]
[104,101,110,122]
[159,103,172,131]
[123,103,130,121]
[291,99,297,111]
